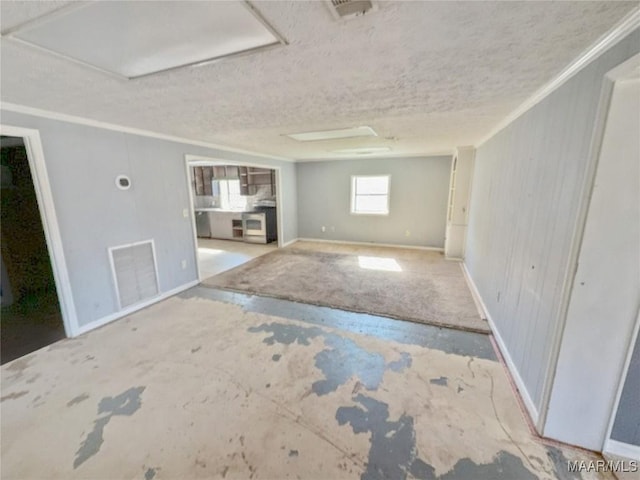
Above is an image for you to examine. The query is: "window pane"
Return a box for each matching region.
[227,179,245,209]
[356,176,389,195]
[228,179,240,195]
[355,195,388,214]
[218,180,230,209]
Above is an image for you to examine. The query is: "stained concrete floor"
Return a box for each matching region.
[1,287,613,480]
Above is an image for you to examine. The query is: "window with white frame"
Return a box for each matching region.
[216,179,246,210]
[350,175,390,215]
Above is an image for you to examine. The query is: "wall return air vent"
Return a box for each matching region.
[109,240,160,309]
[327,0,378,20]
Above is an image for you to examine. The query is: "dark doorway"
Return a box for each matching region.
[1,136,65,364]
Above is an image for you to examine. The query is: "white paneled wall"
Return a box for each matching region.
[545,75,640,450]
[464,29,640,427]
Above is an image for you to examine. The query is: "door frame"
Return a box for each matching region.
[0,124,79,337]
[184,154,283,282]
[538,52,640,435]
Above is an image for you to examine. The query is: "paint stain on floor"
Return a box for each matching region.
[249,321,583,480]
[1,390,29,402]
[74,386,146,468]
[144,467,158,480]
[337,394,539,480]
[1,294,613,480]
[430,376,448,386]
[337,394,419,479]
[249,322,412,395]
[67,393,90,407]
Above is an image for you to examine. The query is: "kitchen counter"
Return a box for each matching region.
[194,207,254,213]
[195,206,276,243]
[195,209,247,241]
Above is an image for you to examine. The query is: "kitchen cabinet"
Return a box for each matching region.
[192,166,243,196]
[239,167,275,196]
[213,165,239,179]
[193,165,275,197]
[192,166,214,196]
[224,166,239,178]
[208,211,244,240]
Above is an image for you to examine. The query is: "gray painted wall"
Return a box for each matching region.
[296,156,451,248]
[1,110,297,328]
[464,29,640,419]
[611,328,640,447]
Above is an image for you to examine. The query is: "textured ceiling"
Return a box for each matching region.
[1,1,637,160]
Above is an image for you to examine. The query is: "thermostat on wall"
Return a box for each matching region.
[115,175,131,190]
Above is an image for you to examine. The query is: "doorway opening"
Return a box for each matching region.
[1,136,66,364]
[185,158,282,281]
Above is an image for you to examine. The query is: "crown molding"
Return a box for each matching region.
[0,102,295,163]
[476,7,640,148]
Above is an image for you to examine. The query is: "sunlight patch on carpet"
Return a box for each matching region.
[358,256,402,272]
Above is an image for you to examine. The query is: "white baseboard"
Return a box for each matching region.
[460,263,488,320]
[296,237,444,252]
[604,439,640,461]
[74,280,200,336]
[281,238,299,248]
[489,312,541,427]
[461,262,540,427]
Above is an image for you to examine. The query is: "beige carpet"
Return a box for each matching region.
[202,241,490,334]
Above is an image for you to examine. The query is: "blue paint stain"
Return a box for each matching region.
[144,467,157,480]
[248,322,412,396]
[74,387,146,469]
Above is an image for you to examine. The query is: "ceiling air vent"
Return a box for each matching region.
[326,0,378,20]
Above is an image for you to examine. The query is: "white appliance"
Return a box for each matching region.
[242,212,267,243]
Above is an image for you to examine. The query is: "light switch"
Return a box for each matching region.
[183,208,189,218]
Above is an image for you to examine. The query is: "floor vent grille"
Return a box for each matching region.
[109,240,159,309]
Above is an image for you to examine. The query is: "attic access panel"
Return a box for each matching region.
[6,1,285,79]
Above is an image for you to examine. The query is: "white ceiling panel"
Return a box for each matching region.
[8,1,283,78]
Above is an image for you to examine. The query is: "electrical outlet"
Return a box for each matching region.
[331,226,335,232]
[321,226,326,232]
[405,230,411,237]
[181,260,187,269]
[183,208,189,218]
